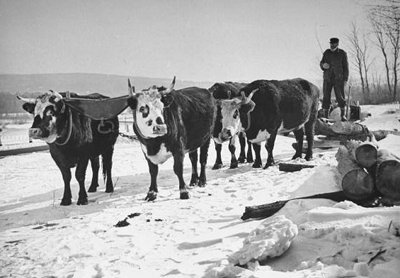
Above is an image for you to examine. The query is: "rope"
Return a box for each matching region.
[118,132,137,141]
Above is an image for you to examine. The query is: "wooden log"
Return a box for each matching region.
[278,163,315,172]
[354,142,378,168]
[376,149,400,201]
[315,119,393,142]
[335,145,376,201]
[241,191,348,220]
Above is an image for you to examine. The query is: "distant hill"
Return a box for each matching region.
[0,73,214,97]
[0,73,215,114]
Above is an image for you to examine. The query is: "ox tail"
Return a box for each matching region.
[101,154,107,183]
[100,150,113,184]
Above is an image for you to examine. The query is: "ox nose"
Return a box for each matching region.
[153,124,167,135]
[219,128,232,141]
[29,128,42,139]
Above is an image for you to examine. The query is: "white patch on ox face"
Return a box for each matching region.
[249,129,271,143]
[219,99,242,141]
[135,87,168,138]
[141,143,173,165]
[33,93,59,143]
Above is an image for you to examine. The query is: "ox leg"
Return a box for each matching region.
[103,148,114,193]
[145,158,159,201]
[199,138,210,187]
[189,149,199,187]
[304,120,315,161]
[292,128,305,160]
[59,167,72,206]
[264,132,278,169]
[252,143,262,168]
[212,142,223,170]
[76,158,89,205]
[229,138,238,169]
[238,133,246,163]
[173,152,189,199]
[247,140,254,163]
[88,156,100,193]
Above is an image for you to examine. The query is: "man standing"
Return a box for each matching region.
[320,37,349,121]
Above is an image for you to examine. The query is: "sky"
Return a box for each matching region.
[0,0,375,83]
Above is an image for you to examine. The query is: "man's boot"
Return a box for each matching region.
[340,108,347,121]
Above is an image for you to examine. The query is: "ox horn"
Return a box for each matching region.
[17,95,36,103]
[164,76,176,94]
[241,89,259,104]
[128,78,136,97]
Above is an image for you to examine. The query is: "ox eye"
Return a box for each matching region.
[233,110,239,119]
[139,105,149,117]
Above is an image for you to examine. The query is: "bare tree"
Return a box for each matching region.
[368,0,400,101]
[347,22,372,101]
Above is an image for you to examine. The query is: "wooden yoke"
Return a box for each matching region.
[64,95,131,121]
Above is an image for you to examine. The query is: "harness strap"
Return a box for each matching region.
[55,106,73,146]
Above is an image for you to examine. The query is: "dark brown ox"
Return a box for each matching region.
[127,77,215,201]
[209,82,253,169]
[218,78,319,169]
[18,91,119,205]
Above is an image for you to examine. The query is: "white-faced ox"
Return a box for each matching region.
[18,91,119,205]
[127,77,215,201]
[218,78,319,169]
[209,82,253,169]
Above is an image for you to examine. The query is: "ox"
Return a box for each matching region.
[127,77,215,201]
[18,91,119,205]
[209,82,253,169]
[218,78,319,169]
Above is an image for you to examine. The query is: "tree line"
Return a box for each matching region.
[347,0,400,104]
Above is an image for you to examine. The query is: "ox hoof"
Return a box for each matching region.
[212,163,223,170]
[305,154,313,161]
[77,198,88,205]
[292,154,302,160]
[247,156,254,163]
[189,177,199,187]
[60,199,72,206]
[88,186,97,193]
[105,187,114,193]
[263,164,272,169]
[238,156,246,163]
[180,191,190,199]
[145,191,157,202]
[230,162,238,169]
[252,161,262,168]
[198,180,206,188]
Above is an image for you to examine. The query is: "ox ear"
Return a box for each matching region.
[22,102,36,114]
[164,76,176,94]
[127,96,138,110]
[17,95,36,114]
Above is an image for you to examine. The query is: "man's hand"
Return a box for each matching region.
[322,63,330,69]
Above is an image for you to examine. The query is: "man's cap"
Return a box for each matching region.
[330,37,339,44]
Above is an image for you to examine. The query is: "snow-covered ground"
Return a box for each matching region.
[0,104,399,278]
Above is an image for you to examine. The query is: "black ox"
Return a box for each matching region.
[209,82,253,169]
[218,78,319,168]
[19,91,119,205]
[127,77,215,201]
